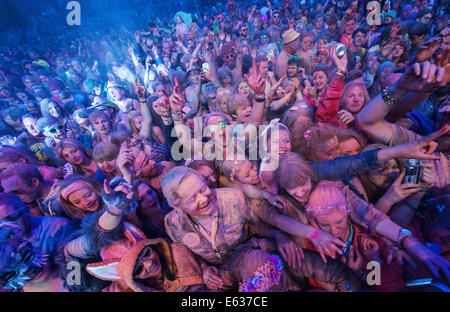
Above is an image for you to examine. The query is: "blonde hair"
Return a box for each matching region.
[127,111,141,134]
[55,138,93,175]
[226,93,249,117]
[338,81,370,113]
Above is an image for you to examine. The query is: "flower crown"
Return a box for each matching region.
[305,204,348,216]
[239,254,284,292]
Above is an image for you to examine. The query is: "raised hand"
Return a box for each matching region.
[382,169,421,206]
[390,19,401,38]
[244,59,266,96]
[169,78,185,114]
[416,37,442,63]
[330,44,347,72]
[289,18,295,29]
[134,78,146,102]
[117,142,135,178]
[393,61,448,94]
[391,125,450,161]
[102,177,136,215]
[434,46,450,82]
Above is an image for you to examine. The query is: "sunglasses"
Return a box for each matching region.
[224,53,236,60]
[46,124,64,134]
[273,14,280,18]
[208,120,227,132]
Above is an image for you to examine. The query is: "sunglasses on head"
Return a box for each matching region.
[208,120,227,132]
[46,124,64,133]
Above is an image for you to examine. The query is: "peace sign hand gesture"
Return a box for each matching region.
[244,59,266,96]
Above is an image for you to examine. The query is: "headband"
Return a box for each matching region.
[61,181,94,202]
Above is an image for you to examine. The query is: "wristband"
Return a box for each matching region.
[255,97,265,102]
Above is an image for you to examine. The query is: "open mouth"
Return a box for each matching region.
[199,198,210,210]
[86,201,97,211]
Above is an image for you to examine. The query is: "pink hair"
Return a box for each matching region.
[306,181,349,217]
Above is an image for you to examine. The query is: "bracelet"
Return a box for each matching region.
[255,97,265,102]
[105,206,123,217]
[139,99,147,103]
[382,85,401,106]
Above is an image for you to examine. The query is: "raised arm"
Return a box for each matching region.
[358,61,448,144]
[134,78,152,138]
[245,59,267,127]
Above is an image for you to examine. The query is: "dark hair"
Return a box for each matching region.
[0,162,44,186]
[352,27,367,39]
[0,193,24,210]
[311,63,331,78]
[408,22,428,38]
[1,106,27,121]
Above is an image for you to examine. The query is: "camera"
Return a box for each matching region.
[402,159,422,184]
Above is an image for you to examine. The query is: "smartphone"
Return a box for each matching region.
[266,49,274,60]
[202,62,210,73]
[402,159,422,184]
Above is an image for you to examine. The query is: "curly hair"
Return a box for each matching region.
[290,121,338,161]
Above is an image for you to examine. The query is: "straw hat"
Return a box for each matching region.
[282,28,300,45]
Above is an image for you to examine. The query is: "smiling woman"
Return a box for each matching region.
[59,175,103,219]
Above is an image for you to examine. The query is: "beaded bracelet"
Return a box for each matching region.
[382,85,401,106]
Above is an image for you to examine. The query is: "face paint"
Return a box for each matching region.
[280,136,290,144]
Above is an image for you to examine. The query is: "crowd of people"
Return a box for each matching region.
[0,0,449,292]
